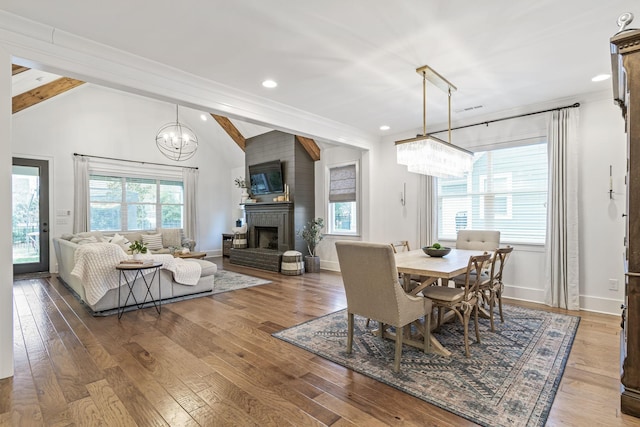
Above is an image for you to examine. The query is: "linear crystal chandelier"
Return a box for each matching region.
[396,65,472,178]
[155,105,198,161]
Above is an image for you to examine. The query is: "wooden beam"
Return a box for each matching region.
[211,114,246,150]
[295,135,321,161]
[12,64,29,76]
[12,77,85,114]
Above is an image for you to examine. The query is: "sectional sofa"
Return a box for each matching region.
[53,231,216,315]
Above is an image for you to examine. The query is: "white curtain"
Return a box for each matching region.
[182,167,199,246]
[544,108,580,310]
[418,175,437,248]
[73,155,89,233]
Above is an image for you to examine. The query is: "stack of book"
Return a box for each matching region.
[119,259,155,266]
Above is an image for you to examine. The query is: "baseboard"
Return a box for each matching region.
[579,295,623,315]
[321,260,340,272]
[502,285,544,303]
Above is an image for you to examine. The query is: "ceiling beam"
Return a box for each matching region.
[12,64,30,76]
[295,135,321,161]
[211,114,246,150]
[12,77,85,114]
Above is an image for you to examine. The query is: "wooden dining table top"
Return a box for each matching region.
[394,248,488,279]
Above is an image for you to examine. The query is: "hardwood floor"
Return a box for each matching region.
[2,258,639,426]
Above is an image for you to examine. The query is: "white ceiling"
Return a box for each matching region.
[3,1,637,138]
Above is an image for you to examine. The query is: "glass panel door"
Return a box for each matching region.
[13,158,49,274]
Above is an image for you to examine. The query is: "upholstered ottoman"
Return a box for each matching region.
[280,250,304,275]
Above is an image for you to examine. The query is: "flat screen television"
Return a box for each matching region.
[249,160,284,195]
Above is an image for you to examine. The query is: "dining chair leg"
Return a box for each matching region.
[347,312,354,354]
[498,289,505,323]
[394,325,404,372]
[463,311,471,358]
[474,305,481,344]
[489,292,496,332]
[424,314,431,353]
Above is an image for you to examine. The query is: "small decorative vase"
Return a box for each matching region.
[133,253,141,260]
[240,188,249,204]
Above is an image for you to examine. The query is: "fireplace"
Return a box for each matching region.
[229,202,295,271]
[256,226,279,250]
[244,202,294,252]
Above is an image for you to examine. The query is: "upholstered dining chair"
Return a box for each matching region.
[456,229,500,251]
[335,241,432,372]
[421,253,491,357]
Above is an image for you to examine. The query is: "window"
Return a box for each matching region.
[328,163,358,235]
[89,175,183,231]
[437,143,547,244]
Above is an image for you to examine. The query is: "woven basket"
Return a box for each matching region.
[232,233,247,249]
[281,250,304,275]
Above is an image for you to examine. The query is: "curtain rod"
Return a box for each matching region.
[73,153,198,170]
[429,102,580,135]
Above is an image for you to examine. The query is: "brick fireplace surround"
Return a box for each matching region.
[229,202,294,271]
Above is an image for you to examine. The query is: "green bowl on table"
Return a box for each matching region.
[422,246,451,257]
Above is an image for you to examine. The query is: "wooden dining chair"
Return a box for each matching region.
[485,246,513,331]
[421,253,491,357]
[452,246,513,332]
[336,241,432,372]
[390,240,411,253]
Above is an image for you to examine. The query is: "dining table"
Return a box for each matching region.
[393,248,488,356]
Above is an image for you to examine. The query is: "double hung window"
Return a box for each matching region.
[437,143,548,244]
[89,175,184,231]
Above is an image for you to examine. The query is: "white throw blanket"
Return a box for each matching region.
[70,243,202,305]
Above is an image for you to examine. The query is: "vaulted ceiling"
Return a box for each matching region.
[10,66,321,160]
[3,1,637,141]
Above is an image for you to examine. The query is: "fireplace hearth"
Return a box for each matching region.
[230,202,295,271]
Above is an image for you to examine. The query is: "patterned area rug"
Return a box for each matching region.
[273,304,579,427]
[213,269,271,294]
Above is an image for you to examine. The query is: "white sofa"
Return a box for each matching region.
[53,236,216,316]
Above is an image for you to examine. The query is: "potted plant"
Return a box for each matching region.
[297,217,324,273]
[129,240,148,260]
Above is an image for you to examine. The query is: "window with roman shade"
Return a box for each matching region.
[328,163,358,235]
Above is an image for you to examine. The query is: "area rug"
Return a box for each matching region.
[273,304,579,427]
[213,269,271,294]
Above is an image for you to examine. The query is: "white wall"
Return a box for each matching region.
[315,144,370,271]
[12,84,245,269]
[1,46,14,379]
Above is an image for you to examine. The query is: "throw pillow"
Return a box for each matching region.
[159,228,182,248]
[71,236,98,245]
[110,233,131,252]
[142,233,164,251]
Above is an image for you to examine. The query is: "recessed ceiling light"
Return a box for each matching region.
[591,74,611,82]
[262,79,278,88]
[379,125,390,131]
[200,114,208,121]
